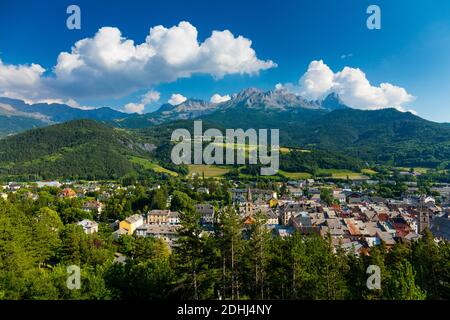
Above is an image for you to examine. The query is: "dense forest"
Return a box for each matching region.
[279,149,362,174]
[2,111,450,181]
[0,187,448,300]
[0,115,48,137]
[0,120,158,180]
[203,108,450,169]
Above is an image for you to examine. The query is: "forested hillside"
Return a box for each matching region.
[0,120,155,180]
[0,115,49,137]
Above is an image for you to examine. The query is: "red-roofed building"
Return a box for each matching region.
[60,188,76,198]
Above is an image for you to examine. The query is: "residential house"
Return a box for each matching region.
[112,228,128,240]
[119,214,144,235]
[77,219,99,234]
[347,192,362,204]
[340,241,364,256]
[135,224,180,246]
[36,181,61,188]
[321,218,346,239]
[82,200,104,215]
[290,213,317,235]
[264,209,279,225]
[287,186,303,198]
[7,182,21,192]
[195,204,215,225]
[147,210,171,224]
[280,203,304,225]
[231,188,277,203]
[308,187,321,201]
[197,187,210,195]
[269,196,278,208]
[60,188,77,198]
[168,211,180,225]
[430,212,450,241]
[333,190,347,204]
[25,192,39,201]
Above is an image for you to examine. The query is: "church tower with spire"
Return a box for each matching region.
[418,195,430,233]
[244,186,254,217]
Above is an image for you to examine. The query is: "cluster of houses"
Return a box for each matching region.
[106,183,449,254]
[231,183,449,254]
[113,206,207,247]
[0,180,119,201]
[2,178,449,253]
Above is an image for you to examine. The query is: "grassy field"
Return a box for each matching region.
[210,143,310,154]
[211,142,257,151]
[317,169,369,180]
[187,164,230,178]
[279,169,368,180]
[394,167,430,174]
[361,168,378,175]
[279,147,311,154]
[278,170,312,179]
[129,156,178,176]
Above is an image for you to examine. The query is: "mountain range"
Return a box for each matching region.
[0,97,129,136]
[112,88,348,128]
[0,88,348,134]
[1,87,450,179]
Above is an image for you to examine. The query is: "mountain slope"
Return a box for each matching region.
[0,97,129,136]
[0,115,50,137]
[218,87,327,111]
[0,119,156,180]
[114,98,219,128]
[202,107,450,168]
[292,108,450,167]
[159,107,450,168]
[112,89,345,128]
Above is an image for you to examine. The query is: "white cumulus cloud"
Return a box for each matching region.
[280,60,414,110]
[0,21,275,104]
[141,90,160,104]
[168,93,187,106]
[210,93,231,103]
[123,89,160,114]
[124,102,145,114]
[0,59,47,100]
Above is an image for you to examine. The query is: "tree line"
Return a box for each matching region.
[1,188,449,300]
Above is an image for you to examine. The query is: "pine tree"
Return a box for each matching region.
[248,210,271,299]
[173,206,208,299]
[411,229,448,299]
[216,205,245,299]
[363,245,387,300]
[385,261,426,300]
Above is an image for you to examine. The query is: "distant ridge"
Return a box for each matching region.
[112,88,349,128]
[0,97,129,136]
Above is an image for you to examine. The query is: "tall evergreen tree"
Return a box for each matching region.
[248,210,271,299]
[216,205,245,299]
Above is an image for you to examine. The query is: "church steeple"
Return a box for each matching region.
[246,186,253,203]
[418,195,430,234]
[244,186,254,217]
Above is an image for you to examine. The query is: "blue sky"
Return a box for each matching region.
[0,0,450,121]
